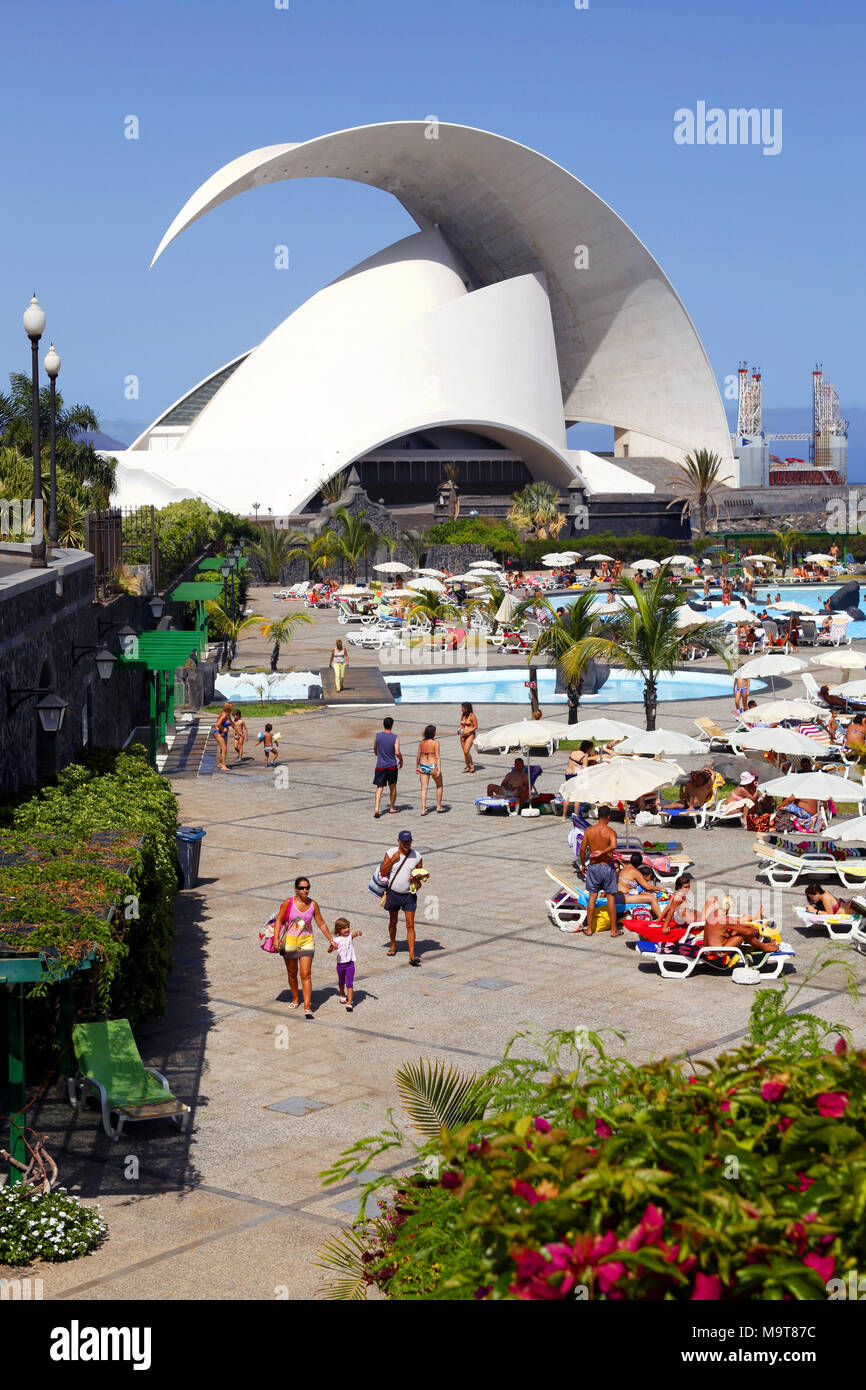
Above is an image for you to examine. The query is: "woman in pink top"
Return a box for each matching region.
[275,875,335,1019]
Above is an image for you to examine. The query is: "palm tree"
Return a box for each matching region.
[772,528,806,577]
[399,528,428,568]
[406,589,461,632]
[441,463,460,520]
[508,481,566,539]
[525,592,611,724]
[579,569,732,729]
[249,527,300,582]
[0,370,116,505]
[259,612,314,672]
[285,529,341,580]
[666,449,728,538]
[465,574,507,627]
[330,506,376,580]
[321,469,349,505]
[205,602,264,669]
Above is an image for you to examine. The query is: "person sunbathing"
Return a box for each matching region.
[818,684,848,712]
[804,883,860,916]
[845,713,866,753]
[714,771,759,824]
[486,758,531,801]
[775,794,824,833]
[665,767,715,812]
[617,854,664,916]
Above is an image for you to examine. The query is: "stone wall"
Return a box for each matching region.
[0,544,149,793]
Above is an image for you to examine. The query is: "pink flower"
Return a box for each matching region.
[512,1179,544,1206]
[596,1261,626,1295]
[834,1036,848,1054]
[804,1253,835,1283]
[440,1171,463,1190]
[816,1091,849,1118]
[691,1273,722,1300]
[595,1119,613,1139]
[624,1203,665,1252]
[797,1173,816,1192]
[761,1080,787,1102]
[533,1116,551,1134]
[720,1100,731,1112]
[778,1116,794,1133]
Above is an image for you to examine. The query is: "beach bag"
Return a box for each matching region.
[259,910,281,954]
[589,910,611,935]
[368,869,389,899]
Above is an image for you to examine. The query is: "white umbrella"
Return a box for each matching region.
[594,601,626,616]
[811,650,866,672]
[585,553,614,563]
[407,577,446,594]
[495,593,517,624]
[666,555,696,568]
[733,727,826,757]
[631,558,660,571]
[373,561,411,574]
[468,586,489,597]
[804,554,834,564]
[830,679,866,700]
[675,606,708,630]
[452,571,486,582]
[469,560,501,570]
[768,600,817,615]
[617,729,706,756]
[542,553,579,566]
[747,554,778,564]
[741,698,822,724]
[477,719,571,755]
[565,716,641,742]
[718,605,756,625]
[414,567,447,577]
[336,585,369,597]
[759,770,851,801]
[379,588,412,600]
[738,653,806,679]
[559,757,685,846]
[828,815,866,842]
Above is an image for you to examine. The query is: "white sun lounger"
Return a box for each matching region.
[636,924,793,982]
[753,834,866,889]
[794,906,865,940]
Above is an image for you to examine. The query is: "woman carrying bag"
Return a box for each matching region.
[275,876,335,1019]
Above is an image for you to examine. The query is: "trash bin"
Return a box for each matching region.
[176,825,206,889]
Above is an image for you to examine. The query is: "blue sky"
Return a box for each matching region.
[1,0,862,464]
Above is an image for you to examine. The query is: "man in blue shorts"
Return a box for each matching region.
[380,829,423,965]
[373,716,403,818]
[578,804,620,937]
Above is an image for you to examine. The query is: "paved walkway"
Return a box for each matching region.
[12,586,866,1300]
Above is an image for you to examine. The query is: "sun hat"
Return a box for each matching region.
[739,771,758,785]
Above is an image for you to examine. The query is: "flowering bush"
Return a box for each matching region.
[0,1188,106,1265]
[320,991,866,1300]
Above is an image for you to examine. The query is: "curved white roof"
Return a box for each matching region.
[151,121,732,465]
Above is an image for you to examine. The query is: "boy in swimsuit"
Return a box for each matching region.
[262,723,279,766]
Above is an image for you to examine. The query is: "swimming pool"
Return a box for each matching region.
[556,584,866,639]
[394,668,766,705]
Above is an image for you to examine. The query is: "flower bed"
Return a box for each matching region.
[0,1187,106,1265]
[319,992,866,1300]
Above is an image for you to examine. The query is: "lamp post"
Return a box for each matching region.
[253,502,260,522]
[44,342,61,550]
[22,295,47,567]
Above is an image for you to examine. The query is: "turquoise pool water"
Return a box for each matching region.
[556,583,866,639]
[395,669,766,705]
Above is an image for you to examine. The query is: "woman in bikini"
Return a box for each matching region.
[416,724,444,815]
[458,702,478,772]
[275,876,335,1020]
[561,740,597,819]
[803,883,864,918]
[212,702,233,772]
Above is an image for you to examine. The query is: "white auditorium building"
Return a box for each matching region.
[110,122,734,519]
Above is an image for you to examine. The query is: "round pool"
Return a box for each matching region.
[394,668,765,705]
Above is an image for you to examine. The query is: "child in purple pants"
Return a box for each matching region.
[328,917,362,1012]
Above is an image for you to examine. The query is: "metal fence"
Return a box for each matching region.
[85,507,158,588]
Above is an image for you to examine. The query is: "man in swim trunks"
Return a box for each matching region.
[579,805,620,937]
[486,758,531,802]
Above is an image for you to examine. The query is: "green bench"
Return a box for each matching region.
[67,1019,190,1141]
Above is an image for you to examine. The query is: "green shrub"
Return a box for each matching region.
[423,517,520,555]
[319,986,866,1300]
[6,746,179,1021]
[0,1187,106,1265]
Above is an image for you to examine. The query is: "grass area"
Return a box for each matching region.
[203,701,318,717]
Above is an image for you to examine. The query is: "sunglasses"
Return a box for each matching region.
[297,883,311,891]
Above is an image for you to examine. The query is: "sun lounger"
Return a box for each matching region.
[692,717,734,752]
[476,765,560,815]
[568,816,691,886]
[753,833,866,889]
[794,905,865,940]
[544,868,659,932]
[636,924,793,982]
[67,1019,190,1141]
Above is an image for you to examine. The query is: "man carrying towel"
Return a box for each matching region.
[380,830,423,965]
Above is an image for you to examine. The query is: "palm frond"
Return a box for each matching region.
[315,1227,375,1301]
[395,1059,492,1138]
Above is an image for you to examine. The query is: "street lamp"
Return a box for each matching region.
[44,342,61,550]
[71,643,116,681]
[6,685,68,732]
[148,593,166,621]
[22,295,47,568]
[253,502,260,521]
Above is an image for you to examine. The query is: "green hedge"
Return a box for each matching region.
[4,746,179,1024]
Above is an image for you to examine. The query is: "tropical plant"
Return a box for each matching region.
[666,448,728,538]
[405,589,461,634]
[205,603,264,668]
[772,528,807,576]
[525,592,611,724]
[329,506,377,579]
[316,973,863,1301]
[508,481,566,540]
[422,516,519,559]
[288,529,342,579]
[398,528,428,567]
[580,569,732,728]
[258,612,314,672]
[0,371,116,506]
[465,574,507,625]
[321,469,349,504]
[249,526,301,582]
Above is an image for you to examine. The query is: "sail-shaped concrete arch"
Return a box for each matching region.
[109,122,732,513]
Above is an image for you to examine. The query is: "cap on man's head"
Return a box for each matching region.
[398,830,413,843]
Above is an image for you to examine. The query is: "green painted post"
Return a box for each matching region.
[58,976,75,1079]
[196,600,206,656]
[167,670,175,728]
[148,675,157,767]
[8,984,26,1184]
[157,673,167,748]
